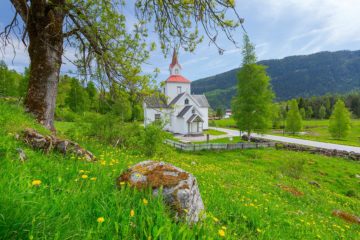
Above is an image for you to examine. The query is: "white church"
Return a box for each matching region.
[143,50,210,135]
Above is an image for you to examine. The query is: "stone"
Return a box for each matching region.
[22,128,96,161]
[308,181,321,188]
[16,148,27,161]
[117,160,205,223]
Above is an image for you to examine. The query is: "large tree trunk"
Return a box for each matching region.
[24,3,64,131]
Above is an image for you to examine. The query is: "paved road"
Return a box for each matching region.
[209,127,360,154]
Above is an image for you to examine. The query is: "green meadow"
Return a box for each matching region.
[211,118,360,147]
[1,102,359,239]
[272,119,360,147]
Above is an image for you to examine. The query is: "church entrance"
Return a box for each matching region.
[187,115,204,135]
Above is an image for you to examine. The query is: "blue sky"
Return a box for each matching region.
[1,0,360,83]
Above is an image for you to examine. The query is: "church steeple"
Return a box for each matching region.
[169,48,182,75]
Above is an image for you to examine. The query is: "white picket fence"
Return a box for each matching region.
[164,139,275,151]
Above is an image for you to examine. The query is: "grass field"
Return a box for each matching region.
[1,102,359,239]
[271,119,360,147]
[211,118,360,147]
[204,129,227,136]
[197,136,244,144]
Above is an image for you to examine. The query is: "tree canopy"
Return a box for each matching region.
[329,100,351,139]
[232,35,274,137]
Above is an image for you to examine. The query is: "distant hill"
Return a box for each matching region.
[191,50,360,109]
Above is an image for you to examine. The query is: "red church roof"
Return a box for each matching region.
[165,75,191,83]
[169,48,182,69]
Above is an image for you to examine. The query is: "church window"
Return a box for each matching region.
[175,68,179,74]
[177,86,182,94]
[185,99,189,105]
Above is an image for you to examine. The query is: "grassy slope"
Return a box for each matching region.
[211,118,360,147]
[1,102,359,239]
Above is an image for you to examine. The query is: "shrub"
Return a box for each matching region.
[143,122,167,157]
[55,107,79,122]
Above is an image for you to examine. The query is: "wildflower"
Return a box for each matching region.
[32,180,42,186]
[218,229,225,237]
[212,217,219,222]
[221,226,227,230]
[97,217,105,223]
[256,228,262,233]
[81,174,88,179]
[120,181,126,186]
[90,177,97,181]
[130,209,135,217]
[79,170,85,173]
[143,198,148,205]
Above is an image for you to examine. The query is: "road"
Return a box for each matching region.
[209,127,360,154]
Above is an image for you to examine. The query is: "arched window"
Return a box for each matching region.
[185,99,189,105]
[175,69,179,74]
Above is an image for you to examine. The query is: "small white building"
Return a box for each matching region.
[144,50,210,135]
[224,109,232,119]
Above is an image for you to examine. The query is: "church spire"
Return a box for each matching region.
[169,48,182,75]
[170,48,179,68]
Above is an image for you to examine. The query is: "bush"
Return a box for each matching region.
[143,122,167,157]
[55,107,80,122]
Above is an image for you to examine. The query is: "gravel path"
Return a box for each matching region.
[209,127,360,154]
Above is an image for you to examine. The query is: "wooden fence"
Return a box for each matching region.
[165,139,275,151]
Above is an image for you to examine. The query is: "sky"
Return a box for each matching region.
[1,0,360,83]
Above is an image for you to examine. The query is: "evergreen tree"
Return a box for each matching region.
[329,100,351,139]
[306,106,313,119]
[286,99,302,134]
[299,108,306,120]
[216,108,224,119]
[319,105,326,119]
[232,35,274,138]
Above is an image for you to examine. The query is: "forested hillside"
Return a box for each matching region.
[192,50,360,109]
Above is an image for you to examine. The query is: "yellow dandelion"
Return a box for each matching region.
[221,226,227,230]
[81,174,88,179]
[120,181,126,186]
[90,177,97,181]
[143,198,148,205]
[79,170,85,173]
[212,217,219,222]
[130,209,135,217]
[32,180,42,186]
[218,229,225,237]
[97,217,105,223]
[256,228,262,233]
